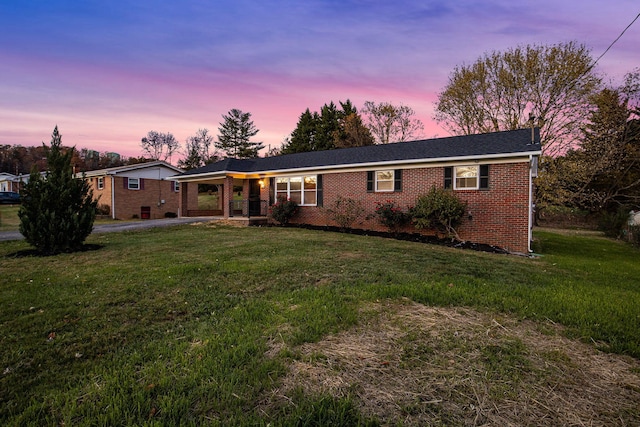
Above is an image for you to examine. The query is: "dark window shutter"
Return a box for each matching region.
[123,177,128,189]
[269,178,274,204]
[394,169,402,192]
[367,171,374,192]
[316,174,323,207]
[480,165,489,189]
[140,178,145,190]
[444,167,453,189]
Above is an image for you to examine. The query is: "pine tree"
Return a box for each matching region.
[18,126,98,255]
[215,109,263,158]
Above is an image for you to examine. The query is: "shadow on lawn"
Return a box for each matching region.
[5,244,104,258]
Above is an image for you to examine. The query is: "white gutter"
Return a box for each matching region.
[174,150,543,182]
[528,155,534,253]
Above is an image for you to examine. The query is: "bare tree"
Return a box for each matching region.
[361,101,424,144]
[434,42,601,156]
[140,130,180,162]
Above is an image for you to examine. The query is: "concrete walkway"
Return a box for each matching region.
[0,217,213,242]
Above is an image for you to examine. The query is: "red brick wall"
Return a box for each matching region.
[87,176,182,219]
[274,162,531,253]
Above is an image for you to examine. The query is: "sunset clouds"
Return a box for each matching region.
[1,0,638,157]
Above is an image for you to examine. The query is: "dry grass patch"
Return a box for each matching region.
[266,300,640,426]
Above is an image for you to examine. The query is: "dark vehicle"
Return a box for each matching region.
[0,192,21,204]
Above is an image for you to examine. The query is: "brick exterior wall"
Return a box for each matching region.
[87,176,182,219]
[272,162,531,253]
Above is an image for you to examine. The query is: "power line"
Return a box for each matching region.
[592,11,640,68]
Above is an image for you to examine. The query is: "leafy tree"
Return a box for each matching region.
[18,126,98,255]
[434,42,601,157]
[333,101,375,148]
[178,128,219,170]
[140,130,180,162]
[215,109,263,158]
[361,101,424,144]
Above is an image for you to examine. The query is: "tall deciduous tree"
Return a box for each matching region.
[215,109,263,158]
[140,130,180,162]
[18,126,97,255]
[361,101,424,144]
[434,42,601,157]
[178,128,219,170]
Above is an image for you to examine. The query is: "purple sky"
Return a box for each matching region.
[1,0,638,159]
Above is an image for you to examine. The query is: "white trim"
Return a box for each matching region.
[111,176,116,219]
[173,152,541,182]
[528,155,534,253]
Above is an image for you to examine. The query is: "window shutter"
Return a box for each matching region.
[123,177,128,189]
[444,167,452,189]
[269,178,274,204]
[316,174,323,207]
[140,178,145,190]
[394,169,402,192]
[366,171,374,192]
[480,165,489,189]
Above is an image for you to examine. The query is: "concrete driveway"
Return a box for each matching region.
[0,217,213,242]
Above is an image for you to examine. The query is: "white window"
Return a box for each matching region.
[375,170,394,192]
[97,177,104,190]
[173,181,180,192]
[128,178,140,190]
[275,175,317,206]
[454,165,479,190]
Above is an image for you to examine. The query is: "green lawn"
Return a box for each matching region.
[1,225,639,425]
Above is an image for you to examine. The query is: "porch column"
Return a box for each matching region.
[179,182,189,217]
[222,176,234,218]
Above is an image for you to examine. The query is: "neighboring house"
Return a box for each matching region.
[79,161,190,220]
[172,129,542,253]
[0,172,27,192]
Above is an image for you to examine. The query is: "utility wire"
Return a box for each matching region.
[591,11,640,68]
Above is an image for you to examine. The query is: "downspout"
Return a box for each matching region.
[111,175,116,220]
[528,155,533,253]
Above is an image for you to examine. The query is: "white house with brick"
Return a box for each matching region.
[79,161,193,220]
[171,129,542,253]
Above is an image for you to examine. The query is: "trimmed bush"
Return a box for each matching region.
[269,196,299,225]
[325,196,366,230]
[375,200,410,233]
[410,187,466,240]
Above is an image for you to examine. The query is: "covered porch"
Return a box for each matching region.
[177,174,270,223]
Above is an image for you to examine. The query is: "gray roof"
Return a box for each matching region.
[180,128,541,176]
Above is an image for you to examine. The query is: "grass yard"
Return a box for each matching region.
[1,224,639,425]
[0,205,20,231]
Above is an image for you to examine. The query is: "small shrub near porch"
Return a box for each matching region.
[269,196,299,225]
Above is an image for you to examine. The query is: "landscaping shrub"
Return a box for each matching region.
[269,196,299,225]
[410,187,466,240]
[375,200,410,233]
[325,196,366,230]
[96,204,111,215]
[164,212,178,218]
[598,205,631,238]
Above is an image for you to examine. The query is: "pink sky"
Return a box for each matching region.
[1,1,638,160]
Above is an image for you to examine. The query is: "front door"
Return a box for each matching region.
[248,179,262,216]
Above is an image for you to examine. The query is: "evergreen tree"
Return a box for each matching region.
[282,100,373,154]
[215,109,263,158]
[18,126,98,255]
